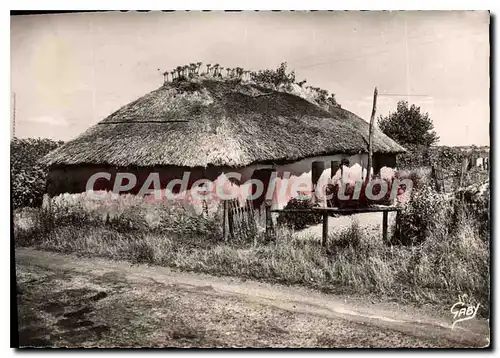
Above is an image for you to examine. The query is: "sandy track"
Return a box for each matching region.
[15,248,489,348]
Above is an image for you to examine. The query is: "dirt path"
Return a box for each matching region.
[15,248,490,348]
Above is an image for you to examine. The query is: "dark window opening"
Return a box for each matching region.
[340,158,350,180]
[250,169,273,208]
[331,160,340,178]
[311,161,325,191]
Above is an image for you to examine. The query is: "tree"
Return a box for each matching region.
[377,101,439,147]
[11,138,64,208]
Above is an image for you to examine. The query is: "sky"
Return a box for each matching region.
[10,11,490,146]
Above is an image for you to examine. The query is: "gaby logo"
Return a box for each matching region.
[450,294,480,330]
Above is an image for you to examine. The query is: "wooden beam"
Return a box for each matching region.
[265,204,272,241]
[228,202,234,240]
[322,213,328,247]
[222,200,228,242]
[382,211,388,243]
[271,206,400,214]
[366,87,378,183]
[459,158,468,188]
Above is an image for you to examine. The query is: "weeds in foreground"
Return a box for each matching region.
[14,216,489,316]
[13,183,489,315]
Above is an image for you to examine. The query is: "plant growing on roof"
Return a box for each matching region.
[213,64,220,77]
[189,63,197,77]
[206,64,212,76]
[170,70,176,80]
[316,88,328,102]
[196,62,202,74]
[250,61,296,90]
[327,93,337,104]
[246,62,340,107]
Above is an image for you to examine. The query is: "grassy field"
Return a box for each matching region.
[14,172,490,317]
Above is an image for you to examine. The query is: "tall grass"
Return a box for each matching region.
[14,184,489,315]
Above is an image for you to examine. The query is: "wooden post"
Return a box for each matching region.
[459,158,468,189]
[382,211,388,243]
[222,200,228,242]
[431,165,442,192]
[322,213,328,248]
[228,201,234,240]
[366,87,378,184]
[265,204,271,241]
[394,210,400,243]
[246,199,257,241]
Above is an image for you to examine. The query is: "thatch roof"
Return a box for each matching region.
[42,78,405,168]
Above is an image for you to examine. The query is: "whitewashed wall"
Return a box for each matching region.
[166,153,397,212]
[214,153,396,210]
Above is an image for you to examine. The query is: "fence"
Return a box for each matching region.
[431,156,489,194]
[222,199,275,242]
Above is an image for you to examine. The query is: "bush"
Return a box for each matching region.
[454,181,490,239]
[326,178,395,208]
[394,176,490,246]
[397,144,430,170]
[432,146,467,170]
[327,220,363,250]
[13,207,53,247]
[276,197,322,231]
[250,62,296,91]
[393,168,429,191]
[397,145,466,171]
[11,138,64,209]
[37,192,224,245]
[395,183,453,245]
[249,62,340,108]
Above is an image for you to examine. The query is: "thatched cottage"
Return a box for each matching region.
[42,77,405,209]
